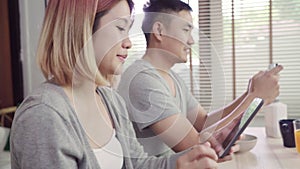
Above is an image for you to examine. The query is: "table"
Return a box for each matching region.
[219,127,300,169]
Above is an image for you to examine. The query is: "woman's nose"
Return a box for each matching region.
[122,37,132,49]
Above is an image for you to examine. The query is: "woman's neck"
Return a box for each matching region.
[63,82,114,149]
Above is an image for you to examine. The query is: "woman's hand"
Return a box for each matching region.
[176,143,218,169]
[199,115,242,163]
[247,65,283,105]
[216,143,240,163]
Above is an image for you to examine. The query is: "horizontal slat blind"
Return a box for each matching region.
[190,0,300,115]
[231,0,270,98]
[128,0,300,116]
[272,0,300,115]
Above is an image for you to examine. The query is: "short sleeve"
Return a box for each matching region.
[125,72,181,131]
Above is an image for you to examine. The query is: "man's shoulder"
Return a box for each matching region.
[123,59,154,76]
[120,60,160,85]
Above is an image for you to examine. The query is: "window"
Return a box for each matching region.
[128,0,300,115]
[191,0,300,115]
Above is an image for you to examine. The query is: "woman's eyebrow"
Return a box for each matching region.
[116,17,133,29]
[116,17,131,25]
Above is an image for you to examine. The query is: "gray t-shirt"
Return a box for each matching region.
[10,82,181,169]
[118,59,199,156]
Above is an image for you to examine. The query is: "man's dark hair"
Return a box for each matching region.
[142,0,192,46]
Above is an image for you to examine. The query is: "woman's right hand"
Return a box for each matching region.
[176,142,218,169]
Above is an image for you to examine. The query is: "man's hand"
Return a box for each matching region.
[247,65,283,105]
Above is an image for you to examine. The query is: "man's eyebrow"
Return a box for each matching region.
[186,23,194,29]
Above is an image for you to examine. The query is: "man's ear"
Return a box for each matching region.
[152,21,164,41]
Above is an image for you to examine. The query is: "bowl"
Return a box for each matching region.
[235,134,257,153]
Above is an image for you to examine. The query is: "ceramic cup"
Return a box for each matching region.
[279,119,296,147]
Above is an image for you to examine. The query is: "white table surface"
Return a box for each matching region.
[219,127,300,169]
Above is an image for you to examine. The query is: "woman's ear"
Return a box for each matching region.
[152,21,164,42]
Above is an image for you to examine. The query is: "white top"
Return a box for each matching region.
[93,130,124,169]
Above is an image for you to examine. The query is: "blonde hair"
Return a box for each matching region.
[37,0,109,86]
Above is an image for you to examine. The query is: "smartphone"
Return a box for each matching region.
[218,97,264,158]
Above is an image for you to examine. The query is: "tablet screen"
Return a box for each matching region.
[218,97,264,158]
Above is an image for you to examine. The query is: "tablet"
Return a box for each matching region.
[218,97,264,158]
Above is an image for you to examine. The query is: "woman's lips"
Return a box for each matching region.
[117,55,127,62]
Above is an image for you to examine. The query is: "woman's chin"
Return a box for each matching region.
[113,67,123,75]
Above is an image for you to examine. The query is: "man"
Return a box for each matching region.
[118,0,282,158]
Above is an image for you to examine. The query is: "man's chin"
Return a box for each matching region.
[172,56,187,64]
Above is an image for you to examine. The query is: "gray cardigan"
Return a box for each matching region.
[10,82,181,169]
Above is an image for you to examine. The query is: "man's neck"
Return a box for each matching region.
[142,48,176,72]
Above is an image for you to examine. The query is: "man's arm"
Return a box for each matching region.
[149,114,200,152]
[192,91,250,131]
[192,65,283,132]
[149,110,240,162]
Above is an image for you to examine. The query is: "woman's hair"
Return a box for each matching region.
[37,0,134,86]
[93,0,134,33]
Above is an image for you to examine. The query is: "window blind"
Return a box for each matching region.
[128,0,300,115]
[272,0,300,115]
[185,0,300,115]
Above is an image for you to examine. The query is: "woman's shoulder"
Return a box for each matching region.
[21,82,69,108]
[14,82,73,123]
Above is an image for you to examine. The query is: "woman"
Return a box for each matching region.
[10,0,218,169]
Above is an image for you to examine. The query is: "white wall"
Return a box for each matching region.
[19,0,45,97]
